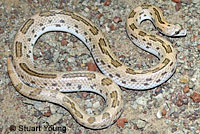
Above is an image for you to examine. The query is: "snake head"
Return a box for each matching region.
[167,24,187,37]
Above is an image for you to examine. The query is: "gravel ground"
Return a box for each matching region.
[0,0,199,134]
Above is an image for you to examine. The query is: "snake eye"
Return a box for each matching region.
[175,30,180,35]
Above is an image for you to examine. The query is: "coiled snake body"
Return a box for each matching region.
[7,4,186,129]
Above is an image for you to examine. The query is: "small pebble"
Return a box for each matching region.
[113,16,122,23]
[156,110,162,119]
[154,88,162,95]
[81,92,89,98]
[68,57,75,62]
[181,0,192,4]
[172,0,181,3]
[109,24,115,30]
[47,113,63,125]
[61,39,68,46]
[169,106,175,115]
[33,110,42,117]
[0,27,4,34]
[84,7,89,12]
[190,92,200,103]
[173,112,179,118]
[197,44,200,51]
[136,119,146,129]
[179,77,189,83]
[175,3,181,11]
[104,0,111,6]
[117,118,128,128]
[162,109,167,116]
[93,101,100,108]
[176,100,183,107]
[88,62,97,71]
[136,96,148,106]
[80,63,86,67]
[33,56,38,60]
[43,109,52,117]
[183,85,190,93]
[133,124,138,130]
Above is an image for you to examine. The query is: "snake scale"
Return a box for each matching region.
[7,4,186,129]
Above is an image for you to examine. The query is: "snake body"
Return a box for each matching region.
[7,4,186,129]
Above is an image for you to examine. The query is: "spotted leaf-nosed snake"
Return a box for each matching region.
[7,4,186,129]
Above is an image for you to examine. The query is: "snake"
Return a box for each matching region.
[7,4,186,129]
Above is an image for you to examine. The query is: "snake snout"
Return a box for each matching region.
[173,24,187,37]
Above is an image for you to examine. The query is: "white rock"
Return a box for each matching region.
[33,101,46,111]
[85,100,92,108]
[155,94,164,102]
[84,8,89,12]
[130,101,138,110]
[193,0,199,4]
[50,104,57,114]
[136,119,146,129]
[68,57,75,62]
[22,99,35,105]
[47,113,63,125]
[98,8,103,13]
[156,110,162,119]
[136,96,148,106]
[93,101,100,108]
[86,108,93,114]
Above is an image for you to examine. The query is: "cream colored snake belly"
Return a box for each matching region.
[7,4,186,129]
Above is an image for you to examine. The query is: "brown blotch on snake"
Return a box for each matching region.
[14,83,23,92]
[101,78,113,86]
[128,10,136,18]
[112,99,118,108]
[102,112,110,119]
[162,58,170,65]
[141,3,151,9]
[162,44,172,53]
[75,110,83,119]
[20,19,34,34]
[149,36,157,42]
[129,23,138,31]
[111,59,122,68]
[138,31,147,36]
[152,8,165,24]
[110,91,118,108]
[19,63,57,78]
[15,41,23,58]
[87,117,96,124]
[29,88,42,97]
[126,68,137,75]
[39,11,56,17]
